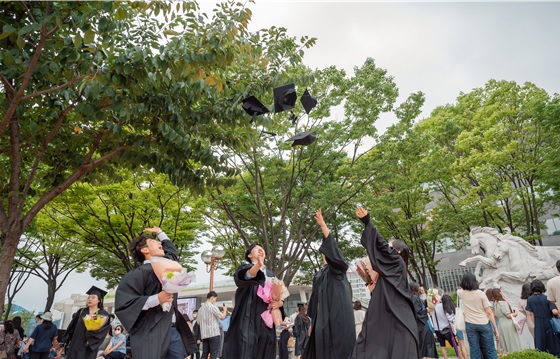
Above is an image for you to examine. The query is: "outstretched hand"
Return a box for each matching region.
[355,207,368,219]
[144,226,162,234]
[314,209,326,227]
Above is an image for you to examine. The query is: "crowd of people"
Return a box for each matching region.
[2,210,560,359]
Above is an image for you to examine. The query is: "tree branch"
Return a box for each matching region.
[20,76,85,102]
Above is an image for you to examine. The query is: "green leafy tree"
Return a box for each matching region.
[419,80,560,244]
[206,58,410,285]
[0,0,311,310]
[41,168,204,288]
[14,231,92,313]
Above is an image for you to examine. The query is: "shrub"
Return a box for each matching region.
[502,349,558,359]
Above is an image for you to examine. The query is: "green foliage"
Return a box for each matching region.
[0,0,314,310]
[417,80,559,244]
[501,349,558,359]
[206,58,411,284]
[36,167,204,288]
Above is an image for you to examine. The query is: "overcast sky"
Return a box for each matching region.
[13,1,560,312]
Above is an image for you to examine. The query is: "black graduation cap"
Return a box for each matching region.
[300,89,317,114]
[286,131,316,147]
[273,83,297,113]
[241,96,269,117]
[87,285,108,300]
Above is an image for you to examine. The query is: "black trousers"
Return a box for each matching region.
[201,335,221,359]
[278,330,289,359]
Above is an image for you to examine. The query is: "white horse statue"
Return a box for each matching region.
[459,227,560,300]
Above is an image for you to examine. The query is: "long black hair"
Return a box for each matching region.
[441,294,456,315]
[391,240,410,269]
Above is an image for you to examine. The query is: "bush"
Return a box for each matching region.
[502,349,558,359]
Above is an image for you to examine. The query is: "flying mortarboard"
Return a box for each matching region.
[286,131,316,147]
[273,83,297,113]
[241,96,269,117]
[87,285,108,299]
[300,89,318,114]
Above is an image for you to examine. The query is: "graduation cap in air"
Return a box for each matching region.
[300,89,318,114]
[241,96,269,117]
[87,285,108,300]
[273,83,297,113]
[286,131,316,147]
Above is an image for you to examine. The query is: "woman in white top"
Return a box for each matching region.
[353,301,366,339]
[458,273,499,359]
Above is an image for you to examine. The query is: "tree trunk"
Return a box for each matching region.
[44,278,57,312]
[0,228,23,316]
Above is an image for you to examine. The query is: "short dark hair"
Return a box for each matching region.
[129,234,151,263]
[530,279,546,294]
[193,309,198,313]
[244,242,262,263]
[353,301,362,311]
[556,259,560,272]
[460,272,479,291]
[114,324,124,332]
[207,291,218,299]
[409,282,420,296]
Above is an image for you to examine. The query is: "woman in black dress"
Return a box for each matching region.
[410,282,438,359]
[525,279,560,356]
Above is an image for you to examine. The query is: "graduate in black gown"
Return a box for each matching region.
[63,286,112,359]
[115,227,197,359]
[351,207,419,359]
[302,209,356,359]
[222,242,285,359]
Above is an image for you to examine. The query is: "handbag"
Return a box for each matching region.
[512,311,526,334]
[287,336,295,348]
[455,307,466,331]
[551,316,560,337]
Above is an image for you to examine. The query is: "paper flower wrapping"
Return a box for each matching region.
[257,278,289,329]
[150,256,193,311]
[82,313,108,331]
[427,288,441,309]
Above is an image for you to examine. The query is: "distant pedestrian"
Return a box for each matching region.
[525,279,560,356]
[293,304,311,359]
[22,312,58,359]
[0,319,22,359]
[353,301,365,339]
[457,273,499,359]
[198,291,227,359]
[410,282,438,359]
[191,310,201,359]
[492,288,521,354]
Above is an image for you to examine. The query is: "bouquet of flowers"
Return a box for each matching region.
[83,312,108,331]
[353,257,378,287]
[427,288,441,309]
[150,256,194,311]
[257,278,290,329]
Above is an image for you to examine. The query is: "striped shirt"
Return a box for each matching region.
[198,301,223,339]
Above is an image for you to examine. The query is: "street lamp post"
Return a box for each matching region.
[201,245,226,292]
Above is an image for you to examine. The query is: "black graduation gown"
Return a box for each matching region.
[63,307,111,359]
[351,218,420,359]
[222,264,283,359]
[115,239,197,359]
[302,233,356,359]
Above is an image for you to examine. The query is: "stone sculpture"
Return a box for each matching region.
[459,226,560,304]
